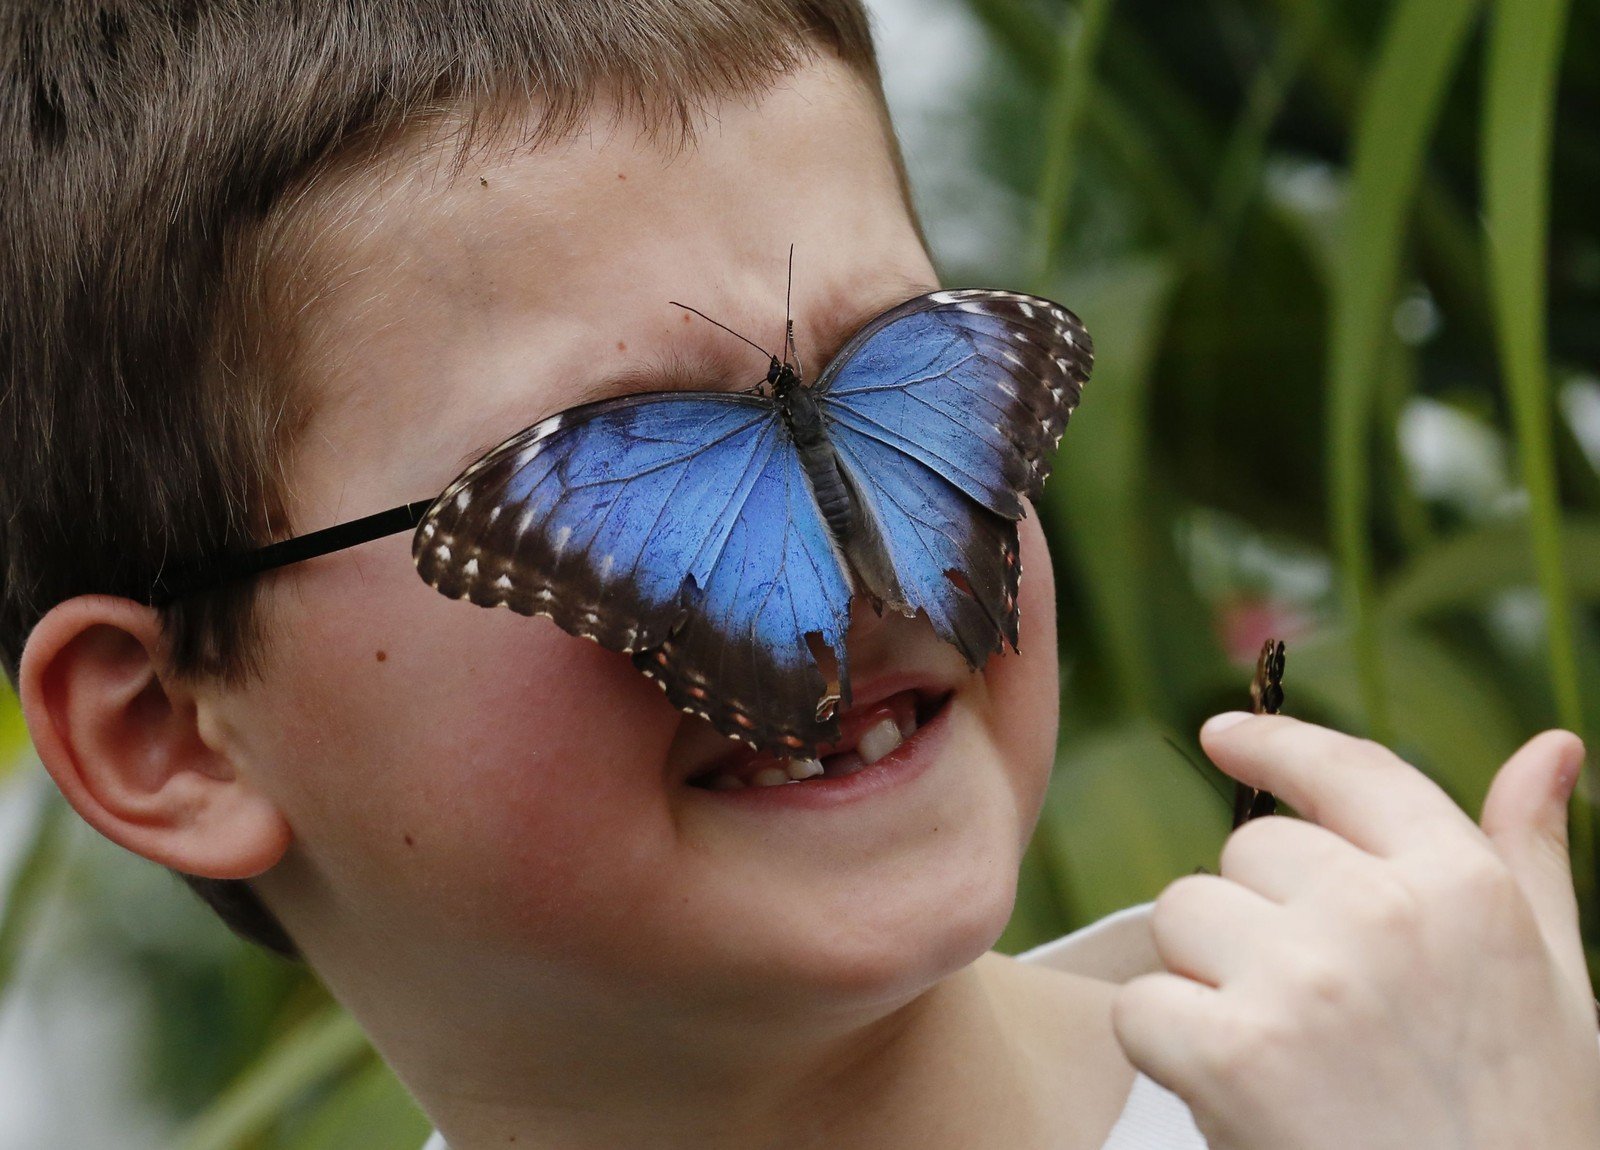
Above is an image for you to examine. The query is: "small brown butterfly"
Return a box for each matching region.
[1232,638,1287,829]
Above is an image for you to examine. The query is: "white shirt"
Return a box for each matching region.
[420,902,1207,1150]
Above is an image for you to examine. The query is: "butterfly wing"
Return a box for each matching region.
[817,290,1091,666]
[413,392,854,754]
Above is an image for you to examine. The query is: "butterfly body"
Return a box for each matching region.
[769,360,857,545]
[414,289,1091,757]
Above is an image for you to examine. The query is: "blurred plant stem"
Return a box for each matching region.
[173,1005,370,1150]
[1481,0,1591,891]
[1326,0,1482,747]
[1032,0,1116,285]
[0,786,71,1012]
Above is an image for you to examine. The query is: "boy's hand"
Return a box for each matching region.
[1112,714,1600,1150]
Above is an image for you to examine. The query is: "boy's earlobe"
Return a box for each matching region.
[18,596,291,880]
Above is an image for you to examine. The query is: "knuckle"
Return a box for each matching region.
[1219,817,1281,874]
[1287,949,1351,1009]
[1157,872,1210,909]
[1203,1010,1289,1090]
[1436,851,1517,905]
[1346,869,1421,937]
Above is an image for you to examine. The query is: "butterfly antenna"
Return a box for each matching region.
[784,244,804,378]
[669,301,774,363]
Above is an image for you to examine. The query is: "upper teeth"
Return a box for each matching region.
[786,758,825,780]
[857,718,904,765]
[696,707,921,791]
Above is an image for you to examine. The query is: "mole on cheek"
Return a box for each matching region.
[375,650,387,662]
[616,341,626,353]
[404,834,415,847]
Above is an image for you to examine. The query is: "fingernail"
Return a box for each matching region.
[1203,712,1253,736]
[1555,737,1587,802]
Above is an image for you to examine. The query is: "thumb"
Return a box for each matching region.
[1480,729,1589,999]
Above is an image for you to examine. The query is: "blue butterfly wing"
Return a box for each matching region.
[819,290,1091,519]
[413,393,854,753]
[817,290,1091,666]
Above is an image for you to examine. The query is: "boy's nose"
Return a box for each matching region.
[839,592,948,675]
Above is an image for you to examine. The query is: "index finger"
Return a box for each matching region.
[1200,712,1480,857]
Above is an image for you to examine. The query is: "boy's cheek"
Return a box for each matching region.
[232,559,685,917]
[981,513,1060,838]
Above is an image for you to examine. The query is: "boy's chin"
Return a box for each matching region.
[779,874,1020,1010]
[682,838,1025,1014]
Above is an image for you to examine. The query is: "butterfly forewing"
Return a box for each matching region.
[817,290,1091,519]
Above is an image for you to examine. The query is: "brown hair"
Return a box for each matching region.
[2,0,884,960]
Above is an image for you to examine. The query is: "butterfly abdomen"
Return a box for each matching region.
[783,386,855,542]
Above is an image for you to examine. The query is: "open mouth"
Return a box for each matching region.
[686,688,953,791]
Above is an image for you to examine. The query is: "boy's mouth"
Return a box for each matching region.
[685,687,952,790]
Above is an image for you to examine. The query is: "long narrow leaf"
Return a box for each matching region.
[1381,519,1600,624]
[1032,0,1116,282]
[0,686,30,782]
[0,785,72,1010]
[1290,626,1523,813]
[1483,0,1579,726]
[1195,3,1324,266]
[1040,721,1234,927]
[174,1005,370,1150]
[1043,259,1177,718]
[1482,0,1587,890]
[1326,0,1482,744]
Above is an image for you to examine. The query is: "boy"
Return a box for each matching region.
[4,3,1597,1147]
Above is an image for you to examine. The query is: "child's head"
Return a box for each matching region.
[5,0,1062,1047]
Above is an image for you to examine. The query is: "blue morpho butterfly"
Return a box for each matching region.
[149,286,1092,759]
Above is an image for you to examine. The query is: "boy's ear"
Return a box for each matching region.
[17,595,291,880]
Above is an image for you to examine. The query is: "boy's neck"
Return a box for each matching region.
[384,952,1133,1150]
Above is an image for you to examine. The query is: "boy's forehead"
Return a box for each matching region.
[278,55,931,520]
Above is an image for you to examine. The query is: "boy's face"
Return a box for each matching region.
[212,55,1061,1026]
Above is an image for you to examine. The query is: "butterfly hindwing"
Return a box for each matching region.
[413,392,853,753]
[818,289,1090,664]
[819,289,1091,518]
[829,428,1021,667]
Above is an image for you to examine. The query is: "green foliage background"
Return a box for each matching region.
[1,0,1597,1142]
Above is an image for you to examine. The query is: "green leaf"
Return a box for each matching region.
[1326,0,1484,743]
[285,1057,430,1150]
[1482,4,1581,692]
[174,1006,370,1150]
[1039,720,1233,927]
[0,684,31,782]
[1381,519,1600,624]
[0,785,72,1009]
[1288,627,1522,814]
[1483,0,1587,891]
[1043,258,1178,720]
[1032,0,1118,282]
[1195,1,1325,266]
